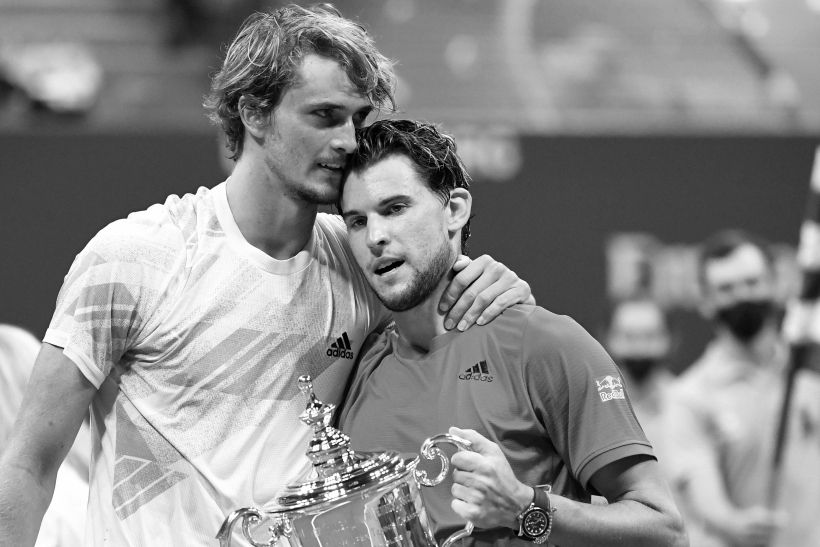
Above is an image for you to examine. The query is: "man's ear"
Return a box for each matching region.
[238,96,269,139]
[447,188,472,232]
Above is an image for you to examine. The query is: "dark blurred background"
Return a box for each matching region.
[1,0,819,373]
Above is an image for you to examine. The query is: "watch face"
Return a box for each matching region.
[524,508,549,537]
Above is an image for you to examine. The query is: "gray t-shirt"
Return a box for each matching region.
[338,304,653,547]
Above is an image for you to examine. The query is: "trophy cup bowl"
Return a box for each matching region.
[216,376,474,547]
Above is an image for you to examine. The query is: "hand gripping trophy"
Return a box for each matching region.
[217,375,475,547]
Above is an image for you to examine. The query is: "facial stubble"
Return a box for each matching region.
[376,235,455,312]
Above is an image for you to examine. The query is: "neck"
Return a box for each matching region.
[716,321,779,365]
[227,154,318,260]
[392,269,456,355]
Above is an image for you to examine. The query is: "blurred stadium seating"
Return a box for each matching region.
[0,0,214,130]
[0,0,817,133]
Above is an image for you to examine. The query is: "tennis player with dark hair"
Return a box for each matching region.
[0,6,533,546]
[337,120,688,547]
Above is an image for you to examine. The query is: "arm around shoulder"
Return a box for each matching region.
[0,343,96,547]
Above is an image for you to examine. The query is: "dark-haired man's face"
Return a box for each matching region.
[702,243,776,340]
[341,154,463,311]
[703,244,774,309]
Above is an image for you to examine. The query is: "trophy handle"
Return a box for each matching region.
[216,507,280,547]
[414,433,472,487]
[414,433,475,547]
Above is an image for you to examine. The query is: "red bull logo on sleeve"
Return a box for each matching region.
[595,374,625,402]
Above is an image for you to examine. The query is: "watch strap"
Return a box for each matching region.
[533,487,551,514]
[523,485,556,544]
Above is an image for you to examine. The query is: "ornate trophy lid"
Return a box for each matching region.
[269,375,413,511]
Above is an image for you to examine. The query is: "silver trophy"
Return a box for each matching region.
[217,375,474,547]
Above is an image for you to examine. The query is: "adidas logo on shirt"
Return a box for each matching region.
[327,332,355,359]
[458,360,493,382]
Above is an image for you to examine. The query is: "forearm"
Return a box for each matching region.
[0,456,54,547]
[546,494,688,547]
[448,433,687,547]
[0,344,94,547]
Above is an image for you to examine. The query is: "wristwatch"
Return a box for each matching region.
[517,485,556,544]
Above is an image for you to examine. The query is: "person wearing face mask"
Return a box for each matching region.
[664,230,820,547]
[605,298,673,446]
[606,299,726,547]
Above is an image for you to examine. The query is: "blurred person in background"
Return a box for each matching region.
[0,324,89,547]
[665,229,820,547]
[604,299,719,547]
[0,5,532,546]
[605,298,673,446]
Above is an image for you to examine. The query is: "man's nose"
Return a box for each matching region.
[733,279,764,300]
[330,119,357,155]
[366,218,389,249]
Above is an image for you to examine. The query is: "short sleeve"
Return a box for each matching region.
[44,208,185,388]
[523,308,654,492]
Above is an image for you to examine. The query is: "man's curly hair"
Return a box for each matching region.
[344,119,472,255]
[204,3,396,161]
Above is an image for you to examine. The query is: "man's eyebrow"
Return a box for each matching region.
[307,100,344,110]
[341,195,412,220]
[307,101,373,115]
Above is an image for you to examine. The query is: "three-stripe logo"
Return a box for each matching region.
[327,332,355,359]
[459,360,493,382]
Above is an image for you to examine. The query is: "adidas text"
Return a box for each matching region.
[327,332,354,360]
[458,372,493,382]
[326,347,355,359]
[459,360,493,382]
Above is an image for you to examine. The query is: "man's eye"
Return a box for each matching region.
[348,218,365,229]
[353,113,369,128]
[388,204,406,214]
[314,109,332,118]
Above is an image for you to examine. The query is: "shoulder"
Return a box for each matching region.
[88,188,214,259]
[315,213,348,242]
[313,213,384,314]
[486,304,599,354]
[356,327,394,373]
[60,190,212,298]
[524,305,590,340]
[313,213,359,268]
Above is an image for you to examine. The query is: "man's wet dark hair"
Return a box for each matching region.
[699,229,774,286]
[344,119,472,254]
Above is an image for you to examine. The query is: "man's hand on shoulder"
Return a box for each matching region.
[439,256,534,332]
[448,426,533,531]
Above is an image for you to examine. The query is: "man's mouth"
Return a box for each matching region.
[318,161,344,171]
[374,260,405,276]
